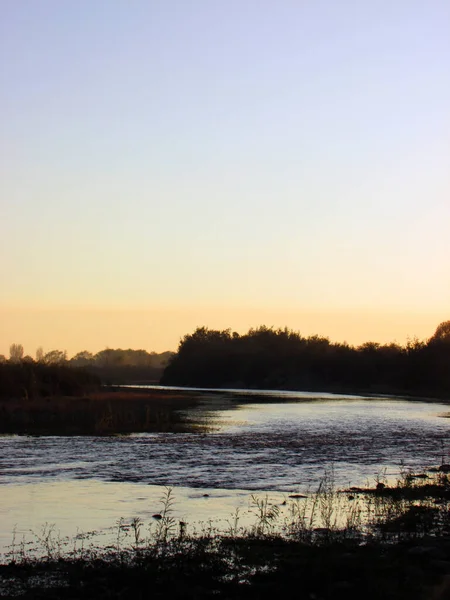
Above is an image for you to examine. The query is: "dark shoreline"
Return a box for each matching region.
[3,538,449,599]
[121,383,450,404]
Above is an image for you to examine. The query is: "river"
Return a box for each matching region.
[1,389,450,557]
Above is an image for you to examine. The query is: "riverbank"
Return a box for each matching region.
[2,471,450,599]
[133,383,450,403]
[0,388,206,435]
[2,385,450,436]
[3,537,449,599]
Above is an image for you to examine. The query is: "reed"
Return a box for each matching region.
[0,388,206,435]
[3,471,450,599]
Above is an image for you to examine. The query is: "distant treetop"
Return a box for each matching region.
[430,321,450,343]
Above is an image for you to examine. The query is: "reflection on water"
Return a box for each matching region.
[1,396,450,556]
[0,481,264,556]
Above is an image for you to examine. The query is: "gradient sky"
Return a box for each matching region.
[1,1,449,357]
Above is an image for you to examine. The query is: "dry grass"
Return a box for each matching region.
[3,475,450,599]
[0,388,206,435]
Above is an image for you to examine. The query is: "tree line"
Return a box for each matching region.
[0,362,100,400]
[160,321,450,397]
[3,345,172,369]
[1,346,174,385]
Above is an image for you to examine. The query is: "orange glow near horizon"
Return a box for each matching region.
[0,307,445,359]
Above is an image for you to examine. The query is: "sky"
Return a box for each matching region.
[1,0,449,357]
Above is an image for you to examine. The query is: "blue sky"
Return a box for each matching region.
[1,1,449,354]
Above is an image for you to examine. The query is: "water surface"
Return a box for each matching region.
[1,393,450,556]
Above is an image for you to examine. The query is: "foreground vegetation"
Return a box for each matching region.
[161,321,450,397]
[2,469,450,599]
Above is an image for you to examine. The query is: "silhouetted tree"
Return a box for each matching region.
[70,351,94,367]
[161,322,450,396]
[429,321,450,343]
[64,348,172,385]
[43,350,68,365]
[9,344,24,363]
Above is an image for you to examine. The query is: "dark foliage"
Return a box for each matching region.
[0,362,100,400]
[161,322,450,396]
[0,364,201,435]
[83,364,164,385]
[1,535,449,599]
[70,349,173,385]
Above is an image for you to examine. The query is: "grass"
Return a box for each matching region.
[3,470,450,599]
[0,388,209,435]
